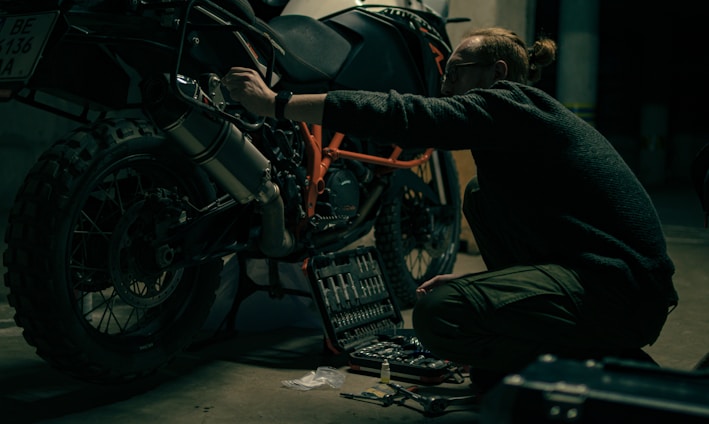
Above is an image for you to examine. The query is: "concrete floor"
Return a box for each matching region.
[1,183,708,423]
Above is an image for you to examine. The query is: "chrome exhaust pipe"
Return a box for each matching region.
[160,106,296,257]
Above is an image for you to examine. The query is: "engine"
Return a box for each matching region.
[315,167,360,230]
[257,123,362,233]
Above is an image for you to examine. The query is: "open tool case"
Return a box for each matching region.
[306,246,458,384]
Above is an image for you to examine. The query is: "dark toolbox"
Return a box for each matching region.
[305,246,459,384]
[480,354,709,423]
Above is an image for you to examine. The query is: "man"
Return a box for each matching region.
[222,27,678,389]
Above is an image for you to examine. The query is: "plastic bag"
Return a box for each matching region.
[281,366,346,391]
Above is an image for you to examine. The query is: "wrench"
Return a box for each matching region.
[339,391,399,407]
[387,382,477,416]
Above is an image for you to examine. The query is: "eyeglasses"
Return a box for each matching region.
[441,61,490,85]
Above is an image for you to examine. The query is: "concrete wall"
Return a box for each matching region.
[447,0,534,44]
[0,98,79,250]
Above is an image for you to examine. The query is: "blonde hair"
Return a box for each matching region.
[461,27,557,84]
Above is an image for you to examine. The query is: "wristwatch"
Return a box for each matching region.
[275,90,293,120]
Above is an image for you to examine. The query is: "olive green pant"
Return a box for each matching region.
[412,178,668,373]
[412,265,599,372]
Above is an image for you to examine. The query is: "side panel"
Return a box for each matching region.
[324,10,425,94]
[281,1,426,19]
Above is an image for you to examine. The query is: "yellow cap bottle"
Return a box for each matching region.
[380,359,391,383]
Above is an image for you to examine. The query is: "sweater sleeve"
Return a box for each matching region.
[321,81,570,152]
[322,89,496,150]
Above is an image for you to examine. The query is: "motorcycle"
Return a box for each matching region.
[0,0,462,383]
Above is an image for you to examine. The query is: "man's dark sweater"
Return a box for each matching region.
[322,80,678,341]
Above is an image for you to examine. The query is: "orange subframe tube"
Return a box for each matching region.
[298,122,432,220]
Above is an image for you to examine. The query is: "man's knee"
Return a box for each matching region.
[412,283,480,350]
[411,290,446,338]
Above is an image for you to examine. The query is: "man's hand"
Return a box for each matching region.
[416,273,469,298]
[222,66,327,124]
[221,67,277,117]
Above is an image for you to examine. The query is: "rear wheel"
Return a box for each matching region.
[375,150,461,308]
[3,119,222,383]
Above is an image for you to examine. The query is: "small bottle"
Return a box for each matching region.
[380,359,391,383]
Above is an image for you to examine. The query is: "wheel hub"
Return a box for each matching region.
[108,198,183,308]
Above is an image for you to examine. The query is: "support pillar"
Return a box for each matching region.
[556,0,599,126]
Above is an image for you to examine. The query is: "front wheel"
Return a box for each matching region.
[375,150,461,308]
[3,119,222,383]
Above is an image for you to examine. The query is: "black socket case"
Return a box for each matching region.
[306,246,456,384]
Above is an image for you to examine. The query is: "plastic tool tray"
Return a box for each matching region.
[306,246,456,384]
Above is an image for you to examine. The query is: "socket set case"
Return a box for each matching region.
[306,246,456,384]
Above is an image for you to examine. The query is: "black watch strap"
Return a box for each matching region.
[275,91,293,120]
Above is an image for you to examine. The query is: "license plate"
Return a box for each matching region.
[0,12,59,81]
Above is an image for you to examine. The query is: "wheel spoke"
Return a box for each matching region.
[405,248,432,279]
[375,151,460,307]
[88,287,147,334]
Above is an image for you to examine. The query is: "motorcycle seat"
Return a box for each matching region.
[264,14,351,89]
[222,0,257,24]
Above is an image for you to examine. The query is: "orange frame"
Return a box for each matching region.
[298,122,433,219]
